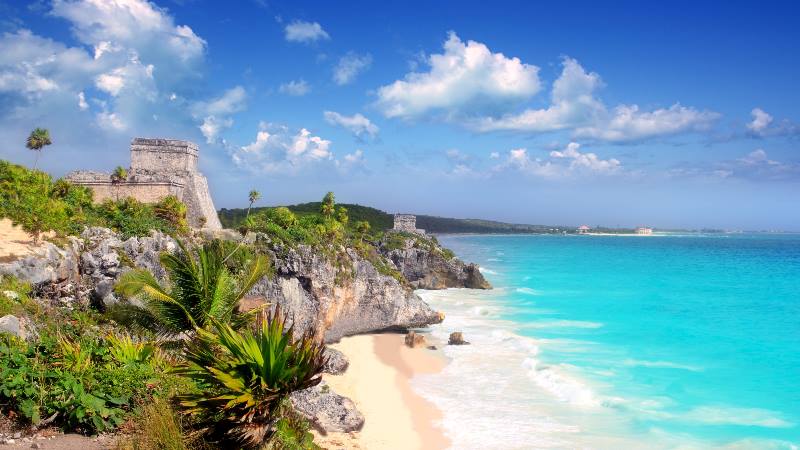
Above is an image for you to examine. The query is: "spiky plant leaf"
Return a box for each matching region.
[174,306,327,448]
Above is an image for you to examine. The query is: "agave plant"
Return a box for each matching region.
[175,306,327,448]
[113,240,270,336]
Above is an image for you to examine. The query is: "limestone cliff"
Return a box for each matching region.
[380,233,491,290]
[0,229,446,342]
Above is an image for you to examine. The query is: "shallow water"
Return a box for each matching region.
[413,233,800,449]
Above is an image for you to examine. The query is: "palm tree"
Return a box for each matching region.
[110,166,127,201]
[246,189,261,219]
[26,128,52,170]
[175,306,326,448]
[320,191,335,219]
[113,240,270,336]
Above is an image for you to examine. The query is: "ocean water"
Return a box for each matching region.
[413,233,800,449]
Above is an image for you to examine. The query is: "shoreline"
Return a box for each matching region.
[318,334,450,449]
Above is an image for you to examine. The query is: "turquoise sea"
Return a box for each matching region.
[414,233,800,449]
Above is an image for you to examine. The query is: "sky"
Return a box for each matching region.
[0,0,798,230]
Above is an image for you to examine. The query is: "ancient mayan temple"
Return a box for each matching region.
[66,138,222,229]
[393,214,425,234]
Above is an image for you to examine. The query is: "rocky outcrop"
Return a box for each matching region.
[0,229,445,342]
[381,234,491,290]
[323,348,349,375]
[246,237,444,343]
[448,331,469,345]
[290,382,364,433]
[0,227,176,309]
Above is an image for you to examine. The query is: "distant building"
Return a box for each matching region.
[578,225,591,234]
[635,227,653,235]
[393,214,425,234]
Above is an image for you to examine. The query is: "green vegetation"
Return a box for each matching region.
[0,308,166,434]
[247,189,261,219]
[113,240,270,334]
[26,128,52,170]
[220,202,581,234]
[219,201,394,232]
[0,159,188,240]
[175,306,325,448]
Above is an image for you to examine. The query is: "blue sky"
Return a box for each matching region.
[0,0,798,230]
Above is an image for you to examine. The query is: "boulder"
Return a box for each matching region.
[404,331,426,348]
[323,348,349,375]
[0,315,21,338]
[448,331,469,345]
[290,382,364,433]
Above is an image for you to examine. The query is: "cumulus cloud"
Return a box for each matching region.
[472,57,602,133]
[191,86,247,143]
[279,79,311,96]
[0,0,216,166]
[333,52,372,85]
[230,122,335,173]
[574,104,719,142]
[747,108,773,135]
[494,142,621,178]
[51,0,205,66]
[474,58,718,142]
[335,149,367,173]
[323,111,378,139]
[284,20,329,43]
[745,107,798,138]
[377,34,717,142]
[376,32,540,118]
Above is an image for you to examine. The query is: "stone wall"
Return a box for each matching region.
[130,138,198,173]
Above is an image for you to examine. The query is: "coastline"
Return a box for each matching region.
[318,334,450,450]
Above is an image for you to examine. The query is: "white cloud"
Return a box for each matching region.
[279,79,311,96]
[670,149,800,181]
[744,107,798,138]
[333,52,372,85]
[495,142,621,178]
[0,0,213,161]
[284,20,329,43]
[747,108,773,135]
[199,116,233,144]
[51,0,206,69]
[549,142,621,173]
[475,57,718,142]
[230,122,334,173]
[472,57,602,133]
[336,149,367,172]
[77,91,88,110]
[196,85,246,116]
[574,104,719,142]
[323,111,378,139]
[192,86,247,143]
[376,32,540,118]
[0,29,96,97]
[96,110,126,131]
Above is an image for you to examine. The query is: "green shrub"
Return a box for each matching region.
[113,240,270,335]
[0,327,157,434]
[266,400,319,450]
[0,276,37,317]
[175,307,326,448]
[154,195,189,235]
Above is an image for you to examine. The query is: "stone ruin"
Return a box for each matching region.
[66,138,222,229]
[393,214,425,234]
